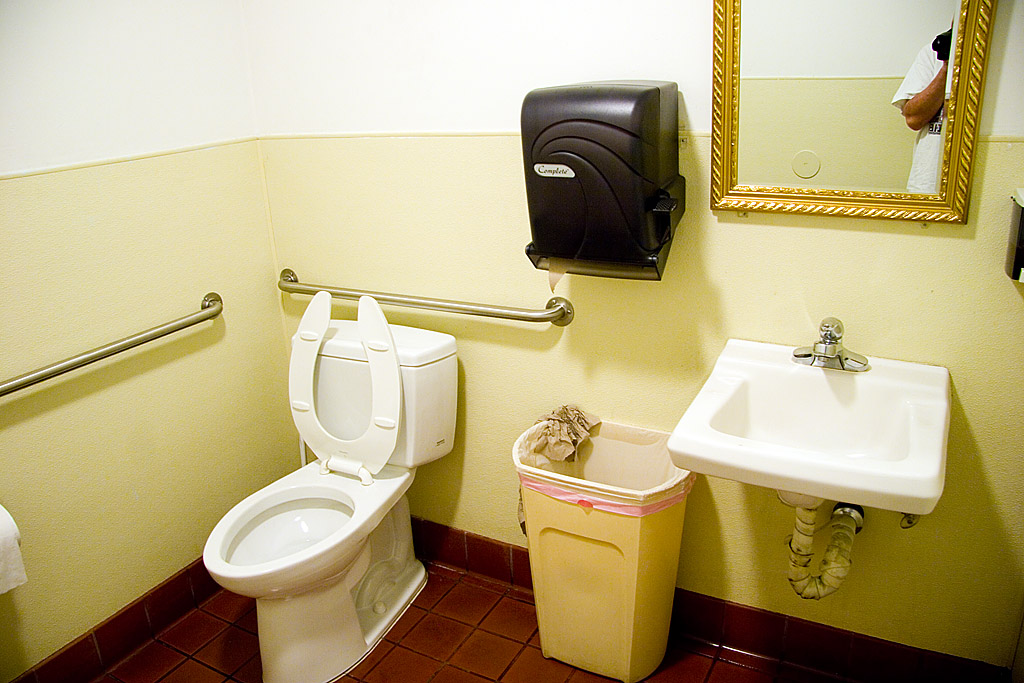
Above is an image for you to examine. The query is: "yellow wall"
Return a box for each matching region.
[0,142,297,680]
[738,78,912,190]
[263,133,1024,666]
[3,131,1024,680]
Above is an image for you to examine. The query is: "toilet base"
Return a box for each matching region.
[255,496,426,683]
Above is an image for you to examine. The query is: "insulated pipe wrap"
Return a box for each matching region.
[787,504,859,600]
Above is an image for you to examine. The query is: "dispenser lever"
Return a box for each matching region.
[653,197,678,214]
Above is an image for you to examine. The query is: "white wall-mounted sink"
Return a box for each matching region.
[667,339,950,514]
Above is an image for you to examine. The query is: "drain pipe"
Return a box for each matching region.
[787,501,865,600]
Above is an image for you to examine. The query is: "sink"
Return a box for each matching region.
[667,339,950,514]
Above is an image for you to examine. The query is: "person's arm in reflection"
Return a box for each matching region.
[891,28,952,193]
[899,60,947,131]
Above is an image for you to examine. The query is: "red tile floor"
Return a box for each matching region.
[91,563,842,683]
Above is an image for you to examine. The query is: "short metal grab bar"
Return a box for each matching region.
[0,293,223,398]
[278,269,574,326]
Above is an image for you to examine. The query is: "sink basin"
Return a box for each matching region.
[667,339,950,514]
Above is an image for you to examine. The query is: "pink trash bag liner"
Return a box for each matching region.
[513,420,694,517]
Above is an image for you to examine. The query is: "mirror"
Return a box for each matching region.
[711,0,995,223]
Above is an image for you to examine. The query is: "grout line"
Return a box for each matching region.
[500,641,532,682]
[86,631,103,673]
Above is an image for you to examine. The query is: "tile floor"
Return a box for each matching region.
[90,563,845,683]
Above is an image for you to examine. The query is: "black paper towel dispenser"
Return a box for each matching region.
[521,80,685,280]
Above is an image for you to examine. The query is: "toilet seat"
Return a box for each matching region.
[289,293,402,480]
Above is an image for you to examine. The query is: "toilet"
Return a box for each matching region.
[203,292,457,683]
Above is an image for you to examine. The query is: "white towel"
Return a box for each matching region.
[0,504,27,594]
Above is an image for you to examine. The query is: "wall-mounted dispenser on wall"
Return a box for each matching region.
[1007,189,1024,282]
[521,81,685,280]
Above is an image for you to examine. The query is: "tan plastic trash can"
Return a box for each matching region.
[512,421,695,683]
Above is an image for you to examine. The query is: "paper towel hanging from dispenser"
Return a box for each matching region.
[521,81,685,280]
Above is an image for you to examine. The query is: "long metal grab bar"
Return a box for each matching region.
[278,269,574,326]
[0,293,223,398]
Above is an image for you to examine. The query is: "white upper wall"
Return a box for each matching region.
[242,0,712,135]
[0,0,1020,175]
[740,0,958,78]
[0,0,256,175]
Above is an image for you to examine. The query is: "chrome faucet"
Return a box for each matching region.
[793,317,869,371]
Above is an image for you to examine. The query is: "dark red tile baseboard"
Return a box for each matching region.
[11,518,1009,683]
[410,518,1009,683]
[12,559,222,683]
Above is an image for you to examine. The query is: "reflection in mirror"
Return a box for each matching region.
[739,0,958,193]
[711,0,994,223]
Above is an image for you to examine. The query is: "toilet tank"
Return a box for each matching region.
[311,321,458,468]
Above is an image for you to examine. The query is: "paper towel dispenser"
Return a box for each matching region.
[522,80,685,280]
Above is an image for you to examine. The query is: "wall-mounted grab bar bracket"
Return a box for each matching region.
[546,298,573,326]
[201,292,223,310]
[278,269,574,326]
[0,293,223,398]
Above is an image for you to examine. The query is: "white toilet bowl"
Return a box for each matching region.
[203,293,457,683]
[203,462,424,683]
[203,463,414,598]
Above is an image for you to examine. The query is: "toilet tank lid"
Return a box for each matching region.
[318,321,456,367]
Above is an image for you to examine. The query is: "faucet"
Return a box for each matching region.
[793,317,869,371]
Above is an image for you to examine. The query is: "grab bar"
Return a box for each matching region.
[278,269,574,326]
[0,293,223,398]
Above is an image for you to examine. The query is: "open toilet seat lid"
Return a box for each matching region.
[288,291,402,476]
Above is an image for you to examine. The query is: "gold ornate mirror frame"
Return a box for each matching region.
[711,0,995,223]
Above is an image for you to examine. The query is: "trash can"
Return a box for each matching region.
[513,420,695,683]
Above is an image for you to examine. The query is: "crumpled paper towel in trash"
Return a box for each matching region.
[518,405,601,533]
[520,404,601,468]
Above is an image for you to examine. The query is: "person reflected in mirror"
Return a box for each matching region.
[892,28,952,193]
